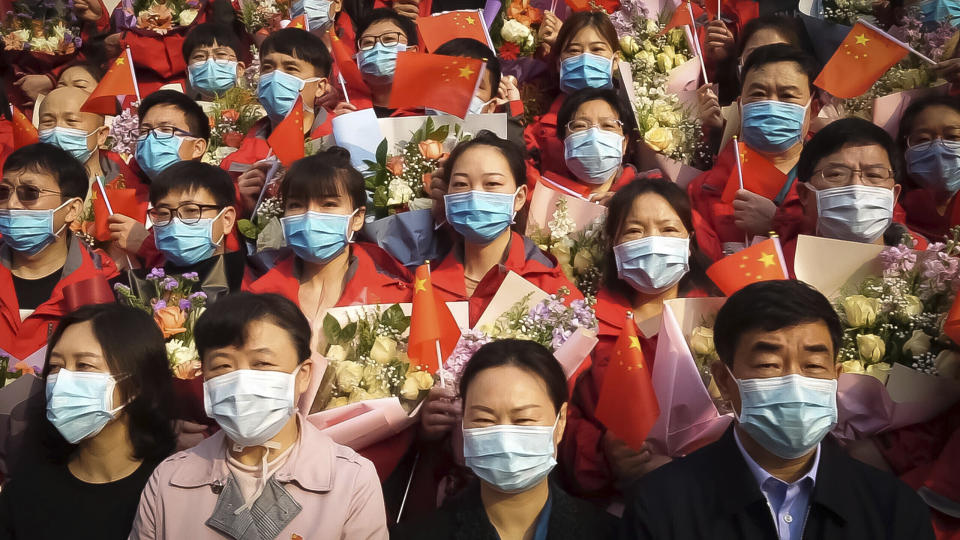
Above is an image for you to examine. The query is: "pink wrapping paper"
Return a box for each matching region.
[525,183,607,235]
[553,328,599,380]
[872,86,949,137]
[647,298,732,456]
[306,398,422,450]
[637,143,704,189]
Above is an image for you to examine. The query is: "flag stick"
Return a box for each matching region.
[731,136,750,248]
[685,3,710,85]
[424,260,446,387]
[338,73,350,104]
[857,18,937,66]
[396,451,420,524]
[549,0,557,14]
[96,176,135,269]
[717,0,721,19]
[125,47,141,104]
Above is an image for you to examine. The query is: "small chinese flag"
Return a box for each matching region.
[388,52,485,118]
[416,10,490,52]
[328,28,369,98]
[814,22,908,99]
[721,140,788,203]
[945,294,960,344]
[658,2,696,35]
[11,106,38,149]
[93,183,140,242]
[267,97,304,167]
[595,312,660,451]
[287,14,306,29]
[408,264,461,374]
[82,49,139,114]
[706,237,788,296]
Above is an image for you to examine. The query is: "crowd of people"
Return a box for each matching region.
[0,0,958,538]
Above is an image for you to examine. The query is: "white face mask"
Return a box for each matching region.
[462,415,559,493]
[203,367,299,448]
[809,184,894,244]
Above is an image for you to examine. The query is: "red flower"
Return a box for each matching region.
[222,131,244,148]
[221,109,239,123]
[499,42,521,61]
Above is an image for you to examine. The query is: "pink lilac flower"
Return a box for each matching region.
[879,244,916,274]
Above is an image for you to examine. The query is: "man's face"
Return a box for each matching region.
[260,51,329,109]
[0,167,82,239]
[139,104,206,160]
[152,186,236,248]
[38,87,108,156]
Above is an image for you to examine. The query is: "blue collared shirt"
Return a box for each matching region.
[734,429,820,540]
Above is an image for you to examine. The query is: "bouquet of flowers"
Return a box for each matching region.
[529,198,605,296]
[236,0,292,36]
[205,86,263,163]
[492,0,543,61]
[114,268,209,379]
[1,0,82,55]
[107,107,141,157]
[821,0,877,25]
[236,195,284,251]
[114,0,202,35]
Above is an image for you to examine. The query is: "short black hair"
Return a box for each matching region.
[896,94,960,152]
[195,292,312,364]
[460,339,567,413]
[556,87,635,140]
[261,27,332,77]
[42,303,177,464]
[138,89,212,141]
[714,280,842,367]
[182,22,242,61]
[356,8,418,47]
[740,43,818,93]
[553,10,618,59]
[281,147,366,211]
[434,38,501,93]
[149,161,236,207]
[737,15,805,59]
[797,117,901,184]
[441,131,526,190]
[3,143,88,201]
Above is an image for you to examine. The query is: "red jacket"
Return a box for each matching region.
[524,95,569,179]
[430,231,583,327]
[538,165,658,200]
[901,189,960,243]
[0,236,118,371]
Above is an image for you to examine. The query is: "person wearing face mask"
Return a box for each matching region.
[524,11,621,178]
[395,339,617,540]
[182,24,245,100]
[0,144,117,375]
[620,280,936,540]
[688,44,818,259]
[559,178,717,503]
[0,303,177,539]
[897,95,960,241]
[130,293,389,539]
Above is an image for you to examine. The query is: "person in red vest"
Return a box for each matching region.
[0,143,118,372]
[559,178,717,504]
[897,95,960,242]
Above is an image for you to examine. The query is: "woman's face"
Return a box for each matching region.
[447,145,526,212]
[463,365,567,447]
[560,25,616,62]
[616,192,690,245]
[57,66,98,93]
[283,183,365,234]
[906,105,960,148]
[568,99,628,154]
[48,321,124,407]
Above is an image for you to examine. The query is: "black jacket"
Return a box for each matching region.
[619,426,935,540]
[394,479,618,540]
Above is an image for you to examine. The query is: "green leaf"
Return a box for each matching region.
[236,219,258,240]
[381,304,410,333]
[429,124,450,142]
[322,313,342,344]
[375,138,388,163]
[340,321,357,342]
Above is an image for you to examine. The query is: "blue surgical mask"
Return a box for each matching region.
[304,0,333,30]
[203,368,299,448]
[39,126,97,163]
[281,210,355,264]
[444,189,518,244]
[188,58,238,96]
[918,0,960,25]
[559,53,614,93]
[427,96,491,117]
[905,138,960,196]
[0,199,73,256]
[463,416,559,493]
[357,42,406,86]
[258,70,317,123]
[614,236,689,294]
[136,132,188,179]
[154,211,224,267]
[810,184,894,244]
[740,100,807,153]
[734,371,838,459]
[564,127,623,184]
[46,369,125,444]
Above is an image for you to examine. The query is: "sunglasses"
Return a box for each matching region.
[0,184,62,203]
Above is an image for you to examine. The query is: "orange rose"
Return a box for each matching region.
[222,131,244,148]
[418,140,444,160]
[154,306,187,338]
[221,109,239,123]
[172,360,201,380]
[138,3,174,34]
[386,155,405,176]
[508,0,542,26]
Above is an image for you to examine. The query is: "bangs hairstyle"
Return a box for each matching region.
[434,38,501,92]
[182,23,242,60]
[897,94,960,151]
[739,43,818,93]
[280,147,366,210]
[260,27,332,76]
[797,117,901,184]
[556,87,635,140]
[139,89,212,140]
[602,177,715,301]
[59,61,106,83]
[149,160,237,207]
[194,292,312,364]
[357,8,418,46]
[459,339,568,413]
[3,143,88,201]
[553,11,618,58]
[440,131,526,189]
[42,303,177,464]
[737,15,804,58]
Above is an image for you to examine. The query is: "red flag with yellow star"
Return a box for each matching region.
[945,294,960,344]
[387,52,485,118]
[657,1,696,35]
[267,96,304,167]
[408,264,461,374]
[11,106,38,149]
[82,49,139,114]
[721,139,787,204]
[814,21,908,99]
[328,28,370,100]
[706,237,789,296]
[595,312,659,451]
[416,10,492,52]
[287,14,306,29]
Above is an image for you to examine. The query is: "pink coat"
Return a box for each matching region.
[129,416,388,540]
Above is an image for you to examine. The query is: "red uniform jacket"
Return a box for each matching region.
[524,95,569,179]
[430,231,583,327]
[0,236,118,371]
[901,189,960,243]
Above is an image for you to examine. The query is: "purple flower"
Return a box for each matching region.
[879,244,916,274]
[189,291,207,301]
[179,299,192,311]
[113,283,131,294]
[181,272,199,281]
[147,267,166,280]
[162,277,178,291]
[154,299,167,310]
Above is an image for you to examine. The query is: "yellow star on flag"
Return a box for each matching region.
[458,65,475,78]
[854,33,870,46]
[465,15,476,24]
[115,57,125,65]
[757,252,776,268]
[629,336,642,351]
[415,278,427,292]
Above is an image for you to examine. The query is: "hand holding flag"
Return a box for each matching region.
[721,137,788,204]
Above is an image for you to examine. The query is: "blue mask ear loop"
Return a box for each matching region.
[345,208,360,243]
[209,207,228,248]
[509,186,523,225]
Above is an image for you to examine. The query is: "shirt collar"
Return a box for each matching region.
[733,427,820,491]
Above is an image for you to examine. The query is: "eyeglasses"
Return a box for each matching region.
[148,203,223,226]
[136,126,197,140]
[0,184,62,203]
[906,132,960,150]
[815,165,894,187]
[357,32,406,51]
[189,50,238,63]
[567,118,624,134]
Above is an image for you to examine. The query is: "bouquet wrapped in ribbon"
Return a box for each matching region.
[114,0,204,35]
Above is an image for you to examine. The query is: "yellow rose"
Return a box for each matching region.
[335,360,364,393]
[348,388,374,403]
[399,376,421,400]
[412,370,435,390]
[362,364,384,389]
[902,295,923,317]
[619,35,640,57]
[857,334,886,364]
[689,326,716,357]
[644,127,678,154]
[935,349,960,380]
[326,344,347,363]
[842,295,878,328]
[369,336,398,364]
[552,240,572,268]
[325,396,350,410]
[840,359,865,375]
[656,52,674,72]
[865,362,892,384]
[902,330,932,357]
